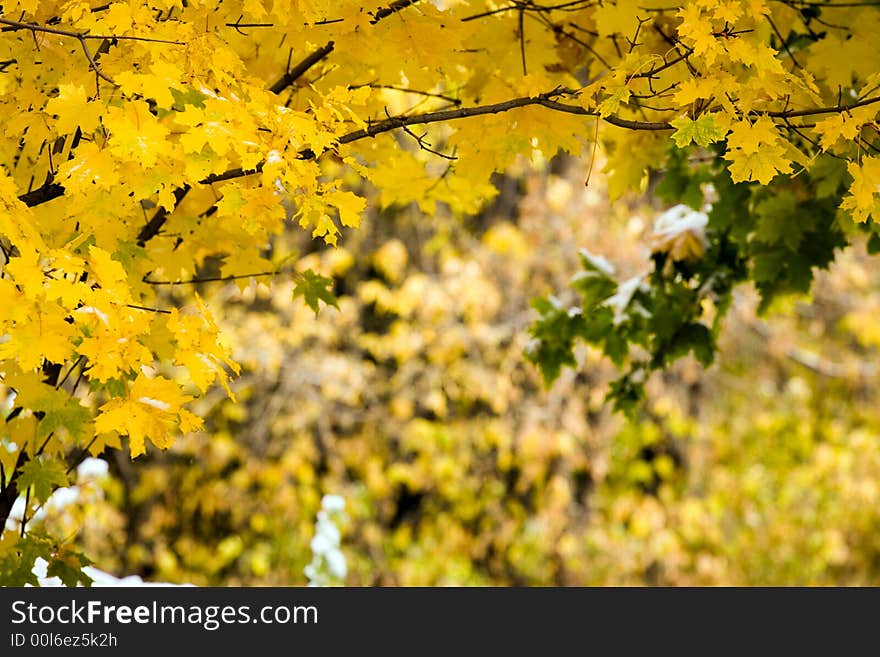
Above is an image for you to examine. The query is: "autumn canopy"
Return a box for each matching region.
[1,0,879,584]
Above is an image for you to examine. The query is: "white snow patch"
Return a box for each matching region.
[605,276,645,325]
[321,494,346,513]
[652,204,708,238]
[578,248,616,277]
[31,558,191,587]
[77,457,109,480]
[75,305,110,326]
[137,396,171,411]
[325,549,347,579]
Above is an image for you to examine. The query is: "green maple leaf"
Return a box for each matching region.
[35,390,94,442]
[670,114,725,148]
[18,457,69,504]
[293,269,339,315]
[47,547,93,588]
[754,191,802,249]
[0,533,53,587]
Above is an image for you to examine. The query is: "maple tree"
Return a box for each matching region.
[0,0,879,583]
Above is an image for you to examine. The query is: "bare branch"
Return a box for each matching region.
[225,15,274,34]
[269,41,335,94]
[143,270,277,285]
[0,17,183,44]
[763,94,880,119]
[400,122,459,159]
[18,181,64,206]
[338,91,673,145]
[126,303,172,314]
[136,186,190,246]
[370,0,421,23]
[0,450,28,533]
[350,83,462,106]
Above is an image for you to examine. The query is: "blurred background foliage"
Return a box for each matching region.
[39,155,880,585]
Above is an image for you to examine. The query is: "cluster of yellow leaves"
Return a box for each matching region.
[1,171,233,458]
[724,116,791,185]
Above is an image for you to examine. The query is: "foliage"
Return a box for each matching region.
[35,173,616,585]
[1,0,880,583]
[33,168,880,586]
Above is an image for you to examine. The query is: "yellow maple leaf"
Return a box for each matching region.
[594,0,643,38]
[674,77,720,106]
[727,149,792,185]
[324,188,366,228]
[95,372,200,457]
[56,141,119,194]
[841,157,880,223]
[713,0,743,24]
[814,113,863,151]
[597,84,632,118]
[88,246,131,302]
[103,101,170,167]
[725,117,791,184]
[4,249,45,299]
[76,316,153,382]
[0,303,78,370]
[677,4,722,65]
[43,84,102,135]
[167,296,239,398]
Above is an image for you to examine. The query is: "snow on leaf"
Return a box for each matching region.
[651,204,709,261]
[94,373,198,458]
[578,248,616,277]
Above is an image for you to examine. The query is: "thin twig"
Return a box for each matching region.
[55,355,85,390]
[20,487,30,537]
[143,270,277,285]
[126,303,172,314]
[66,436,99,475]
[766,15,801,68]
[400,123,458,159]
[349,83,462,106]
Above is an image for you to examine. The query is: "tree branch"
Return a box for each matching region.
[143,270,277,285]
[18,182,65,207]
[0,17,183,44]
[18,86,880,223]
[0,17,183,88]
[15,90,669,215]
[0,449,28,534]
[763,94,880,118]
[136,185,190,246]
[268,41,335,95]
[337,92,673,145]
[536,98,673,129]
[370,0,421,23]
